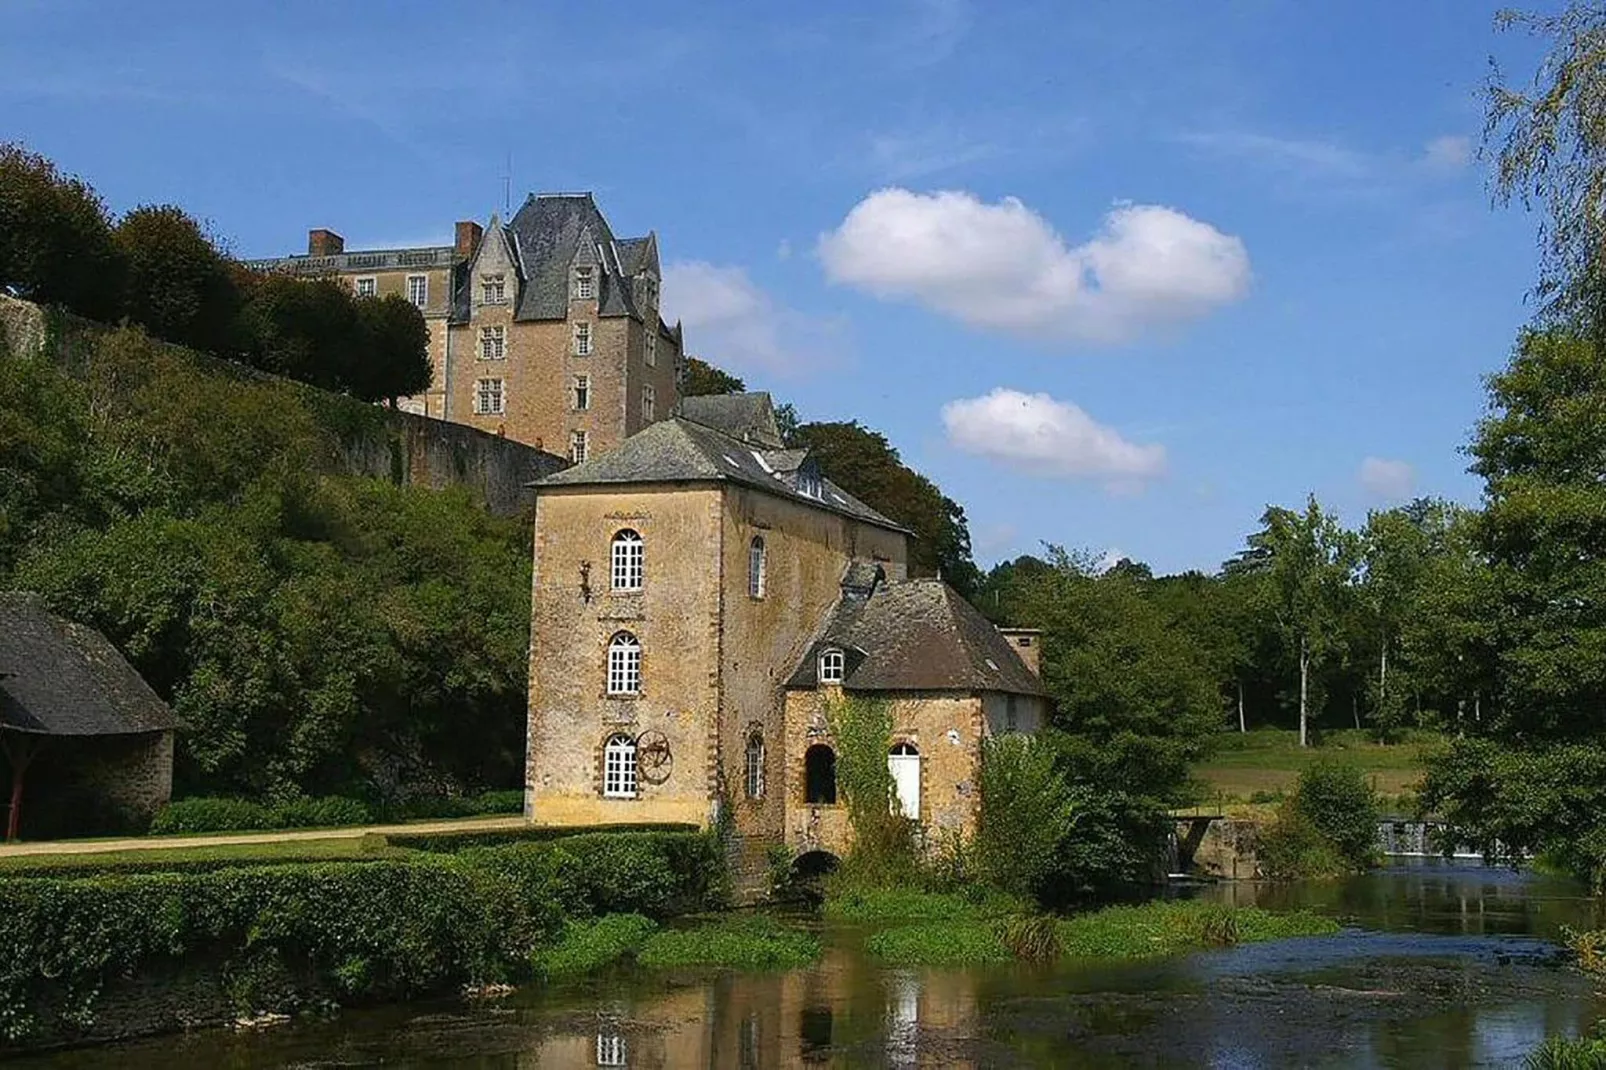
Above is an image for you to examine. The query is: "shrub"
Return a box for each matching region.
[272,796,372,829]
[1000,914,1063,960]
[864,922,1012,966]
[1260,761,1381,878]
[149,797,275,835]
[825,695,918,886]
[1526,1031,1606,1069]
[975,734,1077,900]
[534,913,658,978]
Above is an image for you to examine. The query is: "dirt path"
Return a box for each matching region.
[0,815,528,857]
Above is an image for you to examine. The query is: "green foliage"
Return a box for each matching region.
[0,142,122,321]
[1526,1030,1606,1070]
[533,913,658,977]
[113,204,240,354]
[999,913,1063,960]
[351,293,431,403]
[636,914,821,970]
[974,734,1078,900]
[1055,900,1339,959]
[864,922,1013,966]
[149,797,275,835]
[679,356,745,396]
[823,694,918,886]
[821,885,1023,924]
[788,420,980,596]
[1260,761,1381,878]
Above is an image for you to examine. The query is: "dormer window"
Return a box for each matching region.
[797,463,823,501]
[819,648,844,684]
[481,274,506,305]
[574,266,595,300]
[636,274,658,315]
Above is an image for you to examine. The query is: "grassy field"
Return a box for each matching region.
[0,834,404,873]
[1189,728,1444,808]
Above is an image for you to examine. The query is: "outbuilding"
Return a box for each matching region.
[0,593,176,840]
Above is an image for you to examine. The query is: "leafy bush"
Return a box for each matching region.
[975,734,1078,899]
[385,822,696,854]
[1260,761,1381,878]
[822,884,1022,924]
[1526,1031,1606,1070]
[149,797,275,835]
[1000,914,1063,960]
[824,695,919,886]
[272,796,373,829]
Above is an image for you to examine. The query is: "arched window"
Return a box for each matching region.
[804,744,837,805]
[818,648,844,684]
[745,732,765,799]
[748,536,766,599]
[603,733,637,798]
[611,529,643,591]
[607,632,641,695]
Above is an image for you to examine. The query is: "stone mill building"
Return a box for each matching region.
[522,393,1047,880]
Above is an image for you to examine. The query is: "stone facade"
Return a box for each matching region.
[244,194,683,457]
[523,400,1047,880]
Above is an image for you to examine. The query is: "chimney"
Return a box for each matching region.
[998,628,1042,676]
[308,229,344,256]
[455,220,483,259]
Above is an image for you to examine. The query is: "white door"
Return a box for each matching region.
[888,743,920,821]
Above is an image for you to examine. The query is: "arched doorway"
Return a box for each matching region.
[888,742,919,820]
[804,744,837,804]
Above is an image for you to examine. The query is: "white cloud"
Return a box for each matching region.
[663,260,842,377]
[1421,134,1472,172]
[1358,457,1417,501]
[818,189,1250,344]
[941,388,1166,490]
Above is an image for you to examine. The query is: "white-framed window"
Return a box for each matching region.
[355,276,377,298]
[745,733,765,799]
[574,266,595,300]
[603,734,637,799]
[596,1030,626,1067]
[573,322,592,356]
[480,273,506,305]
[819,648,844,684]
[573,374,590,411]
[407,274,427,308]
[570,429,588,463]
[473,377,504,416]
[797,464,823,501]
[479,325,505,361]
[641,384,655,423]
[611,529,643,591]
[607,632,641,695]
[748,536,766,600]
[645,331,657,367]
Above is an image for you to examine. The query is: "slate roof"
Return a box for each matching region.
[536,411,908,534]
[674,393,785,448]
[505,194,654,323]
[0,594,177,736]
[786,577,1047,697]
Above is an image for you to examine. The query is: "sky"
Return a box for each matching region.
[1,0,1556,574]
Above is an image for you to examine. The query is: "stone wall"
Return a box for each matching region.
[0,294,565,518]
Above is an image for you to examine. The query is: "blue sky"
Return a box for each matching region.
[2,0,1552,574]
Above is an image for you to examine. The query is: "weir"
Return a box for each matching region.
[1170,814,1490,878]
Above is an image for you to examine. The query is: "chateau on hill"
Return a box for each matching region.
[524,393,1046,878]
[246,193,684,459]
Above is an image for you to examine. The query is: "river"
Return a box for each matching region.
[18,860,1606,1068]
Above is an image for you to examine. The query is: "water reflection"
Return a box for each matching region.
[15,863,1606,1069]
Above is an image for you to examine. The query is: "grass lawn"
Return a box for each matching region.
[0,834,405,874]
[1189,728,1445,807]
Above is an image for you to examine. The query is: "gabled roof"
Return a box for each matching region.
[0,594,177,736]
[786,577,1047,697]
[675,393,784,448]
[535,414,908,533]
[506,194,646,322]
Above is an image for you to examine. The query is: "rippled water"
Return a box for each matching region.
[22,860,1606,1069]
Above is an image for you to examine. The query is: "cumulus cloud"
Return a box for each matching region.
[1421,134,1472,172]
[818,189,1250,344]
[1359,457,1417,501]
[662,261,842,377]
[941,388,1166,490]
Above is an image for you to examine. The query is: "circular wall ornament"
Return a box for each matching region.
[636,730,673,784]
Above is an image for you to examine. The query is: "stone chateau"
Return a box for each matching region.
[524,393,1047,875]
[247,193,683,461]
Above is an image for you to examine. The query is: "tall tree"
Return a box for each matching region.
[0,143,123,322]
[352,294,431,405]
[679,356,745,397]
[114,204,241,355]
[1241,497,1359,747]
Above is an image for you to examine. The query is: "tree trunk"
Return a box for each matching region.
[1379,638,1388,704]
[1352,691,1360,730]
[1237,680,1246,733]
[1299,636,1310,748]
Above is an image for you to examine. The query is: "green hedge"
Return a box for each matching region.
[387,822,698,854]
[147,791,528,837]
[0,830,724,1047]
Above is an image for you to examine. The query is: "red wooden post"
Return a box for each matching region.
[1,734,36,843]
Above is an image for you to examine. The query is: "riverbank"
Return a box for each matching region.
[0,828,722,1052]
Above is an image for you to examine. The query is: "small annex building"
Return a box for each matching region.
[0,593,177,840]
[522,393,1048,884]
